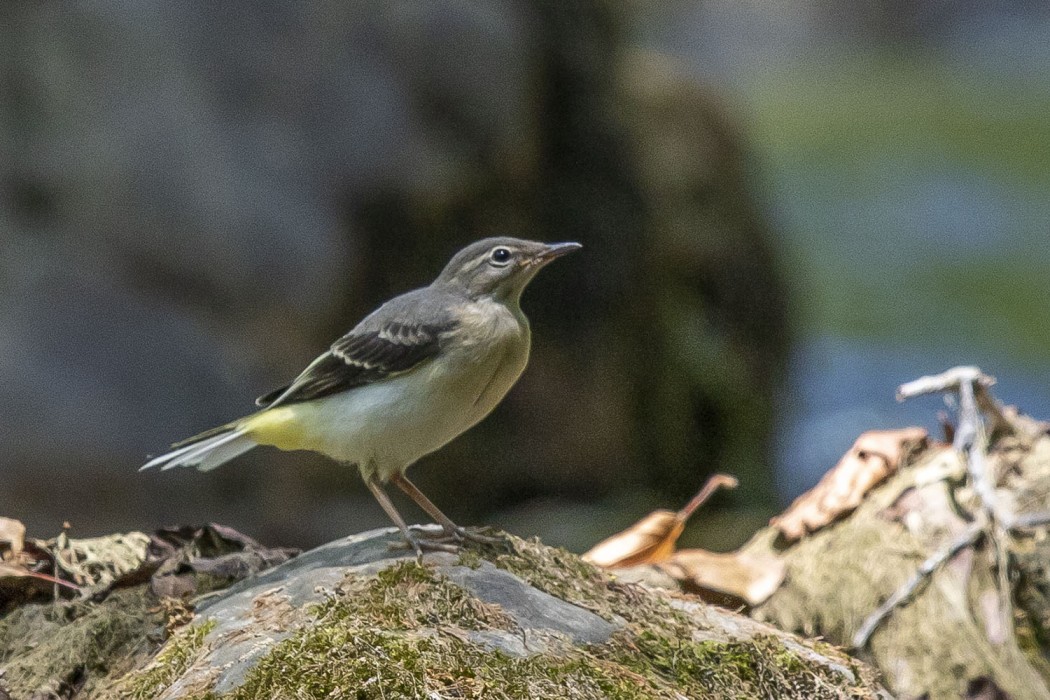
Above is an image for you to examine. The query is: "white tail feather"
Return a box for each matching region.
[140,437,211,470]
[141,429,256,472]
[192,432,257,471]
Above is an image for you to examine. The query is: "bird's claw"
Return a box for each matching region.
[451,527,504,545]
[389,534,460,560]
[413,525,504,546]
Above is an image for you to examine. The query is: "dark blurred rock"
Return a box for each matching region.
[0,1,790,548]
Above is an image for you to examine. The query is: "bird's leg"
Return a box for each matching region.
[364,476,458,558]
[390,472,502,545]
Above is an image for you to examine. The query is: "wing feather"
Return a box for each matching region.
[255,320,452,408]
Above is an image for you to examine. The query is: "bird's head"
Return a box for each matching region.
[435,237,581,302]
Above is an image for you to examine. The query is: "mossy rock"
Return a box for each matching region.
[0,587,161,698]
[750,420,1050,699]
[106,528,883,699]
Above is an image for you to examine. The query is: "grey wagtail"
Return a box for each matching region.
[141,238,581,555]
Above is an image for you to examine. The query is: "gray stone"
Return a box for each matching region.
[440,561,616,645]
[156,528,622,696]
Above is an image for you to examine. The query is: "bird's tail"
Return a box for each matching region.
[140,422,257,472]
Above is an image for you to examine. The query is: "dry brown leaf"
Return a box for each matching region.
[659,548,786,606]
[582,474,738,567]
[0,517,25,560]
[583,510,680,568]
[771,427,929,541]
[44,531,151,587]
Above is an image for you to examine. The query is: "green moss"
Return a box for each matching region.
[324,560,516,632]
[0,588,158,698]
[456,547,484,569]
[191,542,877,699]
[120,617,217,700]
[490,536,622,620]
[231,626,670,700]
[593,624,862,699]
[217,559,670,700]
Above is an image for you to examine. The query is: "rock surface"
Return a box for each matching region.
[107,528,884,699]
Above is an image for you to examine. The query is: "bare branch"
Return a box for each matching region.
[853,519,985,649]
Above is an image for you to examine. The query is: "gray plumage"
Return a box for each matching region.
[140,237,580,554]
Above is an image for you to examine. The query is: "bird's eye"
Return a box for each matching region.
[489,247,513,266]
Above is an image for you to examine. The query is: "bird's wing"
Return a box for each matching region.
[255,319,454,408]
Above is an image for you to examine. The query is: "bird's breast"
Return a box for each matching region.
[252,301,530,479]
[440,303,530,421]
[448,298,529,348]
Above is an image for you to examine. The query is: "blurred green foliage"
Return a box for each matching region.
[745,50,1050,361]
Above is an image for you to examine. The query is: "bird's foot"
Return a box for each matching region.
[389,533,460,560]
[453,526,504,545]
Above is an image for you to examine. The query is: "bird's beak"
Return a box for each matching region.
[535,242,583,264]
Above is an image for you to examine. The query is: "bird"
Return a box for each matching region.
[141,237,581,556]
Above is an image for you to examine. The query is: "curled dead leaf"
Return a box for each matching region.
[50,531,151,587]
[582,474,737,568]
[96,523,300,600]
[658,548,786,607]
[583,510,680,568]
[771,427,929,541]
[0,517,25,560]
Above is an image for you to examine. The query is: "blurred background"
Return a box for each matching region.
[2,1,1049,553]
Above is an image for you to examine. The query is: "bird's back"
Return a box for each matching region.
[260,294,530,480]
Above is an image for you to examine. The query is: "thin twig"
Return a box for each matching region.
[897,366,1009,437]
[956,377,1004,523]
[853,519,985,649]
[1007,510,1050,529]
[943,372,1019,645]
[677,474,738,522]
[896,366,995,403]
